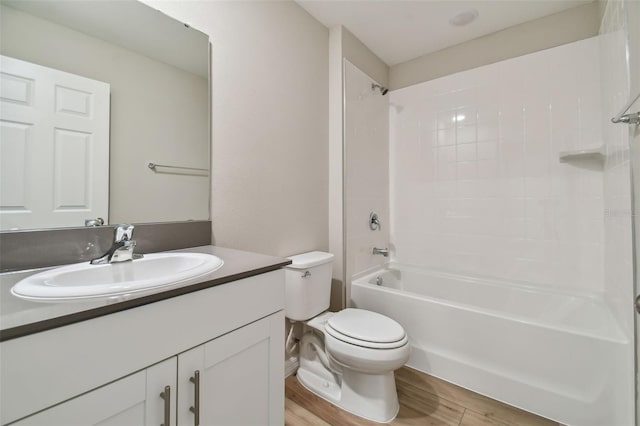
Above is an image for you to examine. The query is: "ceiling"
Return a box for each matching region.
[296,0,594,66]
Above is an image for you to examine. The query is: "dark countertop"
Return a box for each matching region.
[0,246,291,342]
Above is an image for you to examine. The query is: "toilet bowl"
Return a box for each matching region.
[285,252,410,423]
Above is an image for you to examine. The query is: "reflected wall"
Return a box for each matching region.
[0,3,209,228]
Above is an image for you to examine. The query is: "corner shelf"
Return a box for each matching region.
[558,145,606,163]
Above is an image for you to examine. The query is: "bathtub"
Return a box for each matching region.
[350,263,632,426]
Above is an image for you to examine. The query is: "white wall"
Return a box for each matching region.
[0,4,209,224]
[390,37,606,292]
[390,2,602,90]
[145,1,329,257]
[599,0,635,338]
[597,3,637,422]
[625,1,640,422]
[344,61,390,291]
[328,26,389,309]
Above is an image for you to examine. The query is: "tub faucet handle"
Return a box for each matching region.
[369,212,381,231]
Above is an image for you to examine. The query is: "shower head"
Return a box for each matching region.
[371,83,389,96]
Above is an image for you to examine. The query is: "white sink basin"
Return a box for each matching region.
[11,253,224,303]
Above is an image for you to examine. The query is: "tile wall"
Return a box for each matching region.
[389,37,609,291]
[600,2,634,337]
[597,1,635,416]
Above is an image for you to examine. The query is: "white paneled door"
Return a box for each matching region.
[0,55,110,230]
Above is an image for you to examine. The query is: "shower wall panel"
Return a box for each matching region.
[344,60,390,292]
[600,1,634,338]
[389,37,605,291]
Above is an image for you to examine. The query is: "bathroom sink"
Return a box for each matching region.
[11,253,224,303]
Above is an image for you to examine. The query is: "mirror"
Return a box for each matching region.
[0,0,210,231]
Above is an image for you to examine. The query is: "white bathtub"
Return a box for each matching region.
[351,263,633,426]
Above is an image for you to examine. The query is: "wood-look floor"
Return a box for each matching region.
[285,366,562,426]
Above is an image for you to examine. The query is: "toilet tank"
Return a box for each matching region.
[285,251,334,321]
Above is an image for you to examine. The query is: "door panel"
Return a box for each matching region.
[0,55,110,230]
[201,320,271,425]
[177,313,285,426]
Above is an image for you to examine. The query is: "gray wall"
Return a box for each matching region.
[146,1,329,257]
[340,26,389,88]
[390,2,602,89]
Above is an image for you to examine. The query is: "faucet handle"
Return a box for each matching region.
[114,224,134,242]
[369,212,381,231]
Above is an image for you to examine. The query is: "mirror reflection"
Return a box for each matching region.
[0,0,210,231]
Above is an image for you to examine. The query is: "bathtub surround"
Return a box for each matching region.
[600,0,635,347]
[328,26,390,310]
[344,61,390,298]
[631,16,640,426]
[390,36,606,292]
[334,17,637,424]
[378,31,634,426]
[626,1,640,421]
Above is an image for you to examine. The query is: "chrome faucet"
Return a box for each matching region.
[90,224,142,264]
[372,247,389,257]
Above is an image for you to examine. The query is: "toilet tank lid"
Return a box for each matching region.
[286,251,334,269]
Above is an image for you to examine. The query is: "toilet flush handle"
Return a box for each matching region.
[302,271,311,278]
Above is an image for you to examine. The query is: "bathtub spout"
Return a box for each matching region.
[372,247,389,257]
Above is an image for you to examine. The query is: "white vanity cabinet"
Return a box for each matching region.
[1,269,285,426]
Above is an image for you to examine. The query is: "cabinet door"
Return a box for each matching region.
[13,358,176,426]
[177,312,284,426]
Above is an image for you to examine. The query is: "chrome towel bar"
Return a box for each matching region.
[611,92,640,124]
[147,162,209,176]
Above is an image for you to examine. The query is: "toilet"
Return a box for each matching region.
[285,251,410,423]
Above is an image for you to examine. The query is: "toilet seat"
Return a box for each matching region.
[324,308,407,350]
